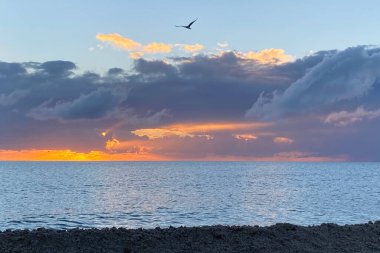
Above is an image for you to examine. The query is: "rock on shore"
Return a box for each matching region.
[1,222,380,253]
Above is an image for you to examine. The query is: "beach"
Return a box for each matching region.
[1,221,379,253]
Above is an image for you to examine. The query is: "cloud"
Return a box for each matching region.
[130,122,266,140]
[273,137,294,144]
[159,122,269,133]
[88,44,104,52]
[107,67,124,76]
[105,138,120,151]
[97,34,291,62]
[217,42,229,48]
[104,138,154,154]
[0,90,29,106]
[96,33,141,51]
[134,58,177,75]
[143,43,172,53]
[181,43,204,53]
[247,46,380,119]
[100,109,170,137]
[0,52,315,158]
[96,33,173,59]
[233,134,257,141]
[40,61,77,76]
[29,88,123,120]
[325,106,380,126]
[0,62,26,76]
[129,52,144,59]
[4,45,380,160]
[240,48,293,65]
[131,128,212,140]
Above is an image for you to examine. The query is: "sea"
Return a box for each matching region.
[0,162,379,230]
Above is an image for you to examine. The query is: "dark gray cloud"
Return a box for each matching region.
[0,62,26,76]
[0,90,29,106]
[107,68,125,76]
[0,52,324,124]
[40,61,76,77]
[125,53,307,121]
[2,47,380,160]
[134,59,177,76]
[29,88,123,120]
[247,46,380,119]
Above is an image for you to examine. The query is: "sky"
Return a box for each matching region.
[1,0,380,161]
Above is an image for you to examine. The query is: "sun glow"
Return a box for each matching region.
[0,149,167,161]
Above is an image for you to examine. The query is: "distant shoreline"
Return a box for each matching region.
[1,221,379,252]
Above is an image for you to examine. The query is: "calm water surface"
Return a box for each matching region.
[0,162,379,230]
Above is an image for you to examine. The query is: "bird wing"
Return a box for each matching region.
[188,18,198,27]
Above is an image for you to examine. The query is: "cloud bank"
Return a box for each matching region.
[247,47,380,118]
[2,45,380,161]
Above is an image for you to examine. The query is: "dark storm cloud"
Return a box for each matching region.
[247,46,380,119]
[0,62,26,76]
[0,61,129,119]
[107,68,124,76]
[3,46,380,160]
[125,52,315,121]
[0,53,305,152]
[40,61,77,77]
[134,59,177,76]
[29,88,122,120]
[0,52,326,124]
[0,90,29,106]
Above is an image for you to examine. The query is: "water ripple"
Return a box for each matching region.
[0,162,379,230]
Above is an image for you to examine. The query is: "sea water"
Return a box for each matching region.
[0,162,379,230]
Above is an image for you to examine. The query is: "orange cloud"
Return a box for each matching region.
[129,52,144,59]
[182,43,204,53]
[131,122,269,140]
[96,34,173,59]
[96,33,141,51]
[0,149,166,161]
[1,122,282,161]
[131,128,213,140]
[234,134,257,141]
[241,48,293,65]
[273,137,295,144]
[96,34,290,64]
[143,43,172,53]
[105,138,120,150]
[105,138,153,154]
[167,122,269,133]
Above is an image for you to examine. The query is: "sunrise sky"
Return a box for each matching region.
[1,0,380,161]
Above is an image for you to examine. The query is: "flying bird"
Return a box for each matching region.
[176,18,198,29]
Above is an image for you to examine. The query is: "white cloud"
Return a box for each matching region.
[325,107,380,126]
[217,41,229,48]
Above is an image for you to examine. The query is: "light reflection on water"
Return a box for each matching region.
[0,162,379,230]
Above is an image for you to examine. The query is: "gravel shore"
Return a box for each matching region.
[1,222,379,252]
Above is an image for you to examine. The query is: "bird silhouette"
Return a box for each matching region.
[176,18,198,29]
